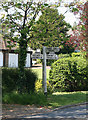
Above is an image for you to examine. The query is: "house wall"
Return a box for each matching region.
[25,53,31,68]
[8,53,32,68]
[8,53,18,68]
[8,53,31,68]
[0,50,32,68]
[4,51,9,67]
[0,52,3,67]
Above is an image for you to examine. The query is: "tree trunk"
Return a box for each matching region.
[18,36,27,94]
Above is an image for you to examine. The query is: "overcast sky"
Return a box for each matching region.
[57,6,79,26]
[0,0,87,26]
[30,0,87,26]
[43,0,87,26]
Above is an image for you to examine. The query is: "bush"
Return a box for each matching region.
[2,68,37,94]
[49,56,88,92]
[46,59,56,66]
[2,68,18,93]
[58,53,71,58]
[36,59,42,64]
[35,79,53,94]
[72,52,83,57]
[2,92,47,106]
[47,54,70,66]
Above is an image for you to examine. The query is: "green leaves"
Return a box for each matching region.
[50,55,87,91]
[1,1,52,94]
[15,3,21,7]
[72,7,79,12]
[81,25,86,30]
[29,7,71,50]
[44,3,48,6]
[7,41,11,44]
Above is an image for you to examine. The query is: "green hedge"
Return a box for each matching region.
[47,54,71,66]
[49,57,88,92]
[35,79,53,94]
[2,68,37,93]
[72,52,83,57]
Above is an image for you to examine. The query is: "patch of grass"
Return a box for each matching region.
[47,91,87,108]
[3,91,87,109]
[32,69,50,80]
[2,92,47,106]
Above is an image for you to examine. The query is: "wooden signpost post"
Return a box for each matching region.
[31,46,60,95]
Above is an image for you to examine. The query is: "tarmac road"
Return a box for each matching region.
[22,103,88,119]
[2,103,88,120]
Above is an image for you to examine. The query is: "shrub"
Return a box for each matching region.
[47,59,56,66]
[72,52,83,57]
[2,68,18,93]
[36,59,42,64]
[49,57,88,92]
[47,54,70,66]
[58,53,71,58]
[2,68,37,94]
[35,79,53,94]
[2,92,47,106]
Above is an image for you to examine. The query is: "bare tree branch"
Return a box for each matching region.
[23,10,27,29]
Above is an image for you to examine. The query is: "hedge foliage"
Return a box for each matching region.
[71,52,83,57]
[2,68,37,93]
[35,79,53,94]
[49,56,88,92]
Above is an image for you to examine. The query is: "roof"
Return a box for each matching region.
[0,37,17,51]
[0,37,32,53]
[0,37,7,50]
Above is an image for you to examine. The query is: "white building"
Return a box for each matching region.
[0,38,32,68]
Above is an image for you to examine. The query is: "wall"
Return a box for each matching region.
[8,53,18,68]
[0,50,32,68]
[0,52,3,67]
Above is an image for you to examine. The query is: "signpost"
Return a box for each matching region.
[46,47,60,53]
[42,46,47,95]
[46,52,58,60]
[31,46,60,95]
[31,52,43,59]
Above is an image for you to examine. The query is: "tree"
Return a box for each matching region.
[79,1,88,60]
[0,0,81,93]
[68,1,88,59]
[29,7,71,51]
[67,1,88,81]
[1,1,50,93]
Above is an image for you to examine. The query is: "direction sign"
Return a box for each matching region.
[32,51,58,60]
[46,47,60,53]
[46,53,58,59]
[31,52,43,59]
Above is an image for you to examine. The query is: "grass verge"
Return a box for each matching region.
[3,91,87,109]
[47,91,87,108]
